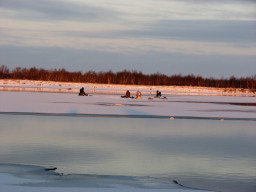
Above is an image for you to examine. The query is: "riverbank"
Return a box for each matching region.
[0,79,255,97]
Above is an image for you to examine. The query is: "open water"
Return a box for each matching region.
[0,114,255,192]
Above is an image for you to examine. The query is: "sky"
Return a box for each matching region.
[0,0,255,78]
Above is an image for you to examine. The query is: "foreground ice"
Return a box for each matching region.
[0,164,212,192]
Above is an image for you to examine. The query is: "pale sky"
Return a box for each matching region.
[0,0,255,77]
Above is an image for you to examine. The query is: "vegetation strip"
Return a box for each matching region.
[1,65,255,91]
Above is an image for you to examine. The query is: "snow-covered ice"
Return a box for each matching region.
[1,79,255,192]
[0,80,255,119]
[0,164,212,192]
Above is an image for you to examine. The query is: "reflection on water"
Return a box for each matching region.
[0,114,255,192]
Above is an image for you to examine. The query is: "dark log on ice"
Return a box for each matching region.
[45,167,57,171]
[173,180,184,187]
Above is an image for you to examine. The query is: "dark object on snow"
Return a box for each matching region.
[126,90,131,98]
[155,90,161,97]
[173,180,184,187]
[45,167,57,171]
[121,90,133,98]
[79,87,88,96]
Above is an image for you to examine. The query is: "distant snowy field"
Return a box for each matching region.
[0,79,255,119]
[0,79,255,96]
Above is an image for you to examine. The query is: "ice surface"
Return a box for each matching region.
[0,164,212,192]
[0,86,255,119]
[1,80,255,191]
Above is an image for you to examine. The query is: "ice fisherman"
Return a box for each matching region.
[79,87,88,96]
[121,90,132,98]
[136,91,142,99]
[156,90,161,97]
[125,90,131,98]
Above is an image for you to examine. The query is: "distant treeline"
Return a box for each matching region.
[0,65,256,90]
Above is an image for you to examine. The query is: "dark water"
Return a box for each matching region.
[0,114,255,192]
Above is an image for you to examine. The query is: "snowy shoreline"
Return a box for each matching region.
[1,79,255,97]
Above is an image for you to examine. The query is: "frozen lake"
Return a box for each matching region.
[0,114,255,192]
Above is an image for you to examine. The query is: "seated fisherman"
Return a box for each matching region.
[121,90,131,98]
[156,90,161,97]
[136,91,142,99]
[79,87,88,96]
[125,90,131,98]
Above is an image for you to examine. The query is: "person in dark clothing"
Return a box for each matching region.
[156,90,161,97]
[126,90,131,98]
[121,90,133,98]
[79,87,88,96]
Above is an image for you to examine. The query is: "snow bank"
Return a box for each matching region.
[0,79,255,97]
